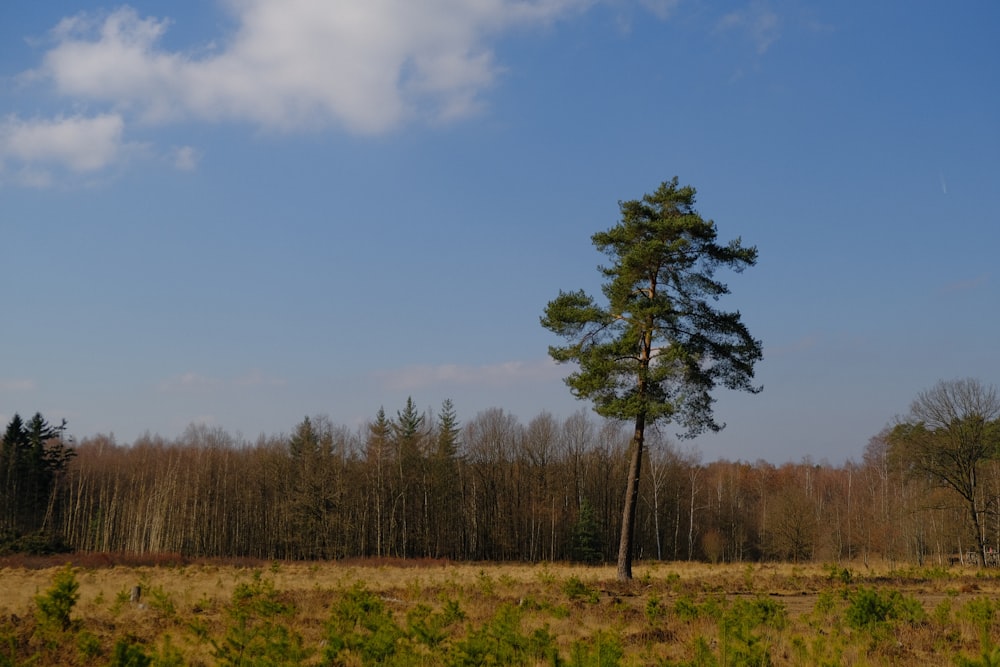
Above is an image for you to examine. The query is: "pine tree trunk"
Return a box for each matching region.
[616,414,645,581]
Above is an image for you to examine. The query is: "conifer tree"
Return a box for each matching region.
[542,178,762,580]
[366,408,392,557]
[430,399,462,557]
[0,414,27,534]
[393,397,426,556]
[287,416,336,558]
[571,498,602,564]
[0,413,73,549]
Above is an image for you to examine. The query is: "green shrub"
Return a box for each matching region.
[568,630,623,667]
[961,597,997,636]
[35,564,79,632]
[109,638,152,667]
[846,587,895,630]
[955,644,1000,667]
[674,596,700,622]
[660,635,718,667]
[645,595,667,624]
[724,597,787,632]
[144,583,176,619]
[152,635,185,667]
[563,576,599,603]
[76,630,102,661]
[451,604,556,666]
[211,572,307,667]
[0,630,16,667]
[406,601,463,649]
[812,589,838,618]
[822,563,853,585]
[476,570,496,597]
[0,530,71,556]
[718,597,788,667]
[845,586,925,632]
[326,584,405,666]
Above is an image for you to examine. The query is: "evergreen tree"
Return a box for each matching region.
[430,399,463,558]
[570,498,602,564]
[542,178,762,580]
[0,413,74,550]
[393,397,426,557]
[366,408,392,557]
[394,397,425,445]
[286,416,337,558]
[435,399,461,461]
[289,415,319,461]
[0,414,27,534]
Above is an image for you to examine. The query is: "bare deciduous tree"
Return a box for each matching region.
[890,378,1000,566]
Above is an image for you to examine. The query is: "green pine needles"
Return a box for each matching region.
[541,177,762,434]
[34,564,80,633]
[542,177,762,580]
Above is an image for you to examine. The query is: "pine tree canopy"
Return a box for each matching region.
[541,177,763,438]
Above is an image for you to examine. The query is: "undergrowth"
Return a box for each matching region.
[1,561,999,665]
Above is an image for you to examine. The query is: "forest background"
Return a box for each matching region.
[1,393,990,567]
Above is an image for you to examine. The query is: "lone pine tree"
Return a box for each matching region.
[541,177,762,580]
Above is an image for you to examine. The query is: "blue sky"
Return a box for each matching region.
[1,1,997,464]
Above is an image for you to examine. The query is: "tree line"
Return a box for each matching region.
[3,379,999,564]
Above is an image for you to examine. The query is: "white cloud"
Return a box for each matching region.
[377,358,563,391]
[33,1,594,135]
[10,0,685,185]
[0,113,126,173]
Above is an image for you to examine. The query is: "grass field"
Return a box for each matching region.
[2,555,1000,665]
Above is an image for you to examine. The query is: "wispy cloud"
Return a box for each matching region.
[637,0,680,21]
[716,3,780,55]
[171,145,200,171]
[158,369,285,392]
[0,113,130,184]
[0,112,204,184]
[937,273,989,295]
[0,378,37,392]
[376,358,563,391]
[233,369,287,388]
[158,372,220,392]
[189,414,218,428]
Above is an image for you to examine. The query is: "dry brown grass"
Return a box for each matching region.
[2,556,1000,665]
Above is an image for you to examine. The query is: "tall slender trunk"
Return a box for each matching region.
[688,474,697,561]
[617,315,653,582]
[963,466,988,567]
[652,468,662,561]
[616,412,645,581]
